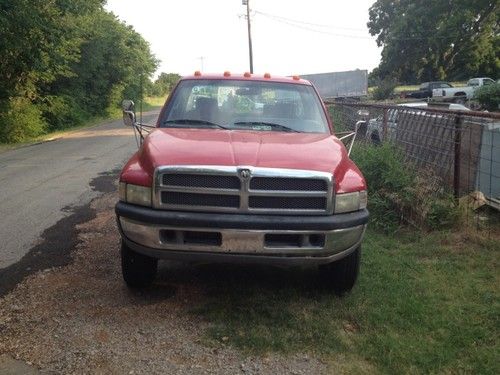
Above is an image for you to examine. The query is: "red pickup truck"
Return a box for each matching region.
[117,73,368,294]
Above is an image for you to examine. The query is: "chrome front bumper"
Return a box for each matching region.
[118,217,366,265]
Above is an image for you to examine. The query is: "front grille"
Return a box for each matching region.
[250,177,327,191]
[155,166,333,215]
[161,192,240,208]
[264,233,325,248]
[161,229,222,246]
[163,174,240,189]
[249,196,327,210]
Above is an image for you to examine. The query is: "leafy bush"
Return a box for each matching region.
[372,79,398,101]
[351,143,459,232]
[40,95,87,131]
[474,83,500,111]
[0,98,46,143]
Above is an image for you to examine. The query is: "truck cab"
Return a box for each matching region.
[405,82,452,99]
[116,72,369,294]
[432,77,496,103]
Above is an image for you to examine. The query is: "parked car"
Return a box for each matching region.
[432,77,496,103]
[365,102,470,144]
[117,72,369,294]
[403,82,452,99]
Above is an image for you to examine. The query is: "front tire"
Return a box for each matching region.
[371,132,381,145]
[121,240,158,288]
[319,246,361,295]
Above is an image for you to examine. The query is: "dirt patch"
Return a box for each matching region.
[0,191,328,374]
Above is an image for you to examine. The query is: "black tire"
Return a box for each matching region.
[453,95,466,105]
[371,132,381,145]
[121,240,158,288]
[356,121,368,139]
[319,246,361,295]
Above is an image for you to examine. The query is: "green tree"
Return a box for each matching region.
[0,0,98,140]
[47,10,158,127]
[151,73,181,96]
[0,0,158,142]
[368,0,499,83]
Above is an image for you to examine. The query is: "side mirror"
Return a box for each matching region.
[122,99,136,127]
[123,110,136,127]
[122,99,135,111]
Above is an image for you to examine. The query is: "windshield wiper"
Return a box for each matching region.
[163,119,229,130]
[233,121,301,133]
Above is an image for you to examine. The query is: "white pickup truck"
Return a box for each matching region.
[432,77,496,103]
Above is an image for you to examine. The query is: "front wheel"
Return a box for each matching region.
[319,246,361,295]
[121,240,158,288]
[371,132,381,145]
[453,96,466,105]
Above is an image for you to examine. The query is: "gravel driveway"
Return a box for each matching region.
[0,186,328,374]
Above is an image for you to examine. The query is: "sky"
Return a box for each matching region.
[105,0,382,77]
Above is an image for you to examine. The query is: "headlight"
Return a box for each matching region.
[119,182,151,207]
[335,190,367,214]
[119,182,127,201]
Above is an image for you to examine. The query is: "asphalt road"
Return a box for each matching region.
[0,112,158,270]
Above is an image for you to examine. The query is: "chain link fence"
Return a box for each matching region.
[327,101,500,214]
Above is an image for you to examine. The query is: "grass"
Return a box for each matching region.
[0,96,164,154]
[0,114,120,154]
[368,82,468,96]
[192,229,500,374]
[127,96,166,113]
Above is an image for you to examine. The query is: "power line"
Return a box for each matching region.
[254,11,458,41]
[255,10,458,41]
[254,10,366,32]
[256,12,372,39]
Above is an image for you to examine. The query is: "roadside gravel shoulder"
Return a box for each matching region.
[0,189,327,374]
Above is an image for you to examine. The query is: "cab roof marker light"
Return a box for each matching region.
[244,72,251,78]
[293,75,300,80]
[223,71,231,77]
[194,71,202,76]
[264,73,271,79]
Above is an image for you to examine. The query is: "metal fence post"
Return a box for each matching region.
[453,115,462,198]
[382,108,388,141]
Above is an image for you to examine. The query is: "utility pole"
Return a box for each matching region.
[243,0,254,73]
[198,56,205,71]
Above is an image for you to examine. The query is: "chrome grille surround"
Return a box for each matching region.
[153,166,334,215]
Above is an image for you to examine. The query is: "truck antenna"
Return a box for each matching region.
[140,72,143,125]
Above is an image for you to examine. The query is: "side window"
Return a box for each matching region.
[468,79,479,87]
[483,79,494,86]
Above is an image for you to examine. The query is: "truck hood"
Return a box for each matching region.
[126,128,365,193]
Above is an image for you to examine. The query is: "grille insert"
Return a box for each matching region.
[250,177,327,191]
[161,230,222,246]
[265,233,303,247]
[249,196,327,210]
[161,192,240,208]
[264,233,326,248]
[163,174,240,189]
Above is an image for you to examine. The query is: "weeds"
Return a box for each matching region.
[350,143,460,232]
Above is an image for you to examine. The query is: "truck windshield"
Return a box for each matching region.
[161,79,330,133]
